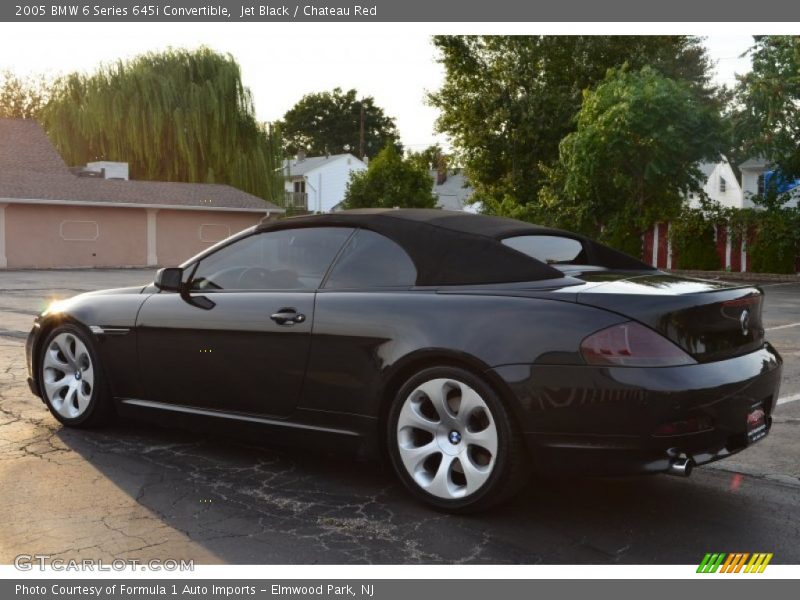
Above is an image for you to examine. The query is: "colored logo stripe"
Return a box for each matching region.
[732,553,750,573]
[744,553,773,573]
[697,553,772,573]
[697,553,725,573]
[721,553,750,573]
[720,553,736,573]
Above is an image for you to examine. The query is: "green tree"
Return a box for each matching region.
[43,48,283,203]
[429,35,720,215]
[281,87,401,159]
[541,67,723,253]
[343,144,436,209]
[407,144,448,172]
[0,70,50,119]
[733,35,800,179]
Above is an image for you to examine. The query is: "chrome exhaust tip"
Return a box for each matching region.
[667,455,694,477]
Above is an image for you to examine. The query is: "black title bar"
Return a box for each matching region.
[3,0,800,22]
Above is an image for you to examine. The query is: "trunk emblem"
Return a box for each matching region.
[740,309,750,336]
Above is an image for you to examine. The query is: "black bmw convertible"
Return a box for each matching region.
[26,209,782,511]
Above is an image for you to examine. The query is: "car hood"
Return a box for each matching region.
[82,285,149,296]
[40,285,149,318]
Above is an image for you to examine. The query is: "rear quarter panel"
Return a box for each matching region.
[303,290,627,418]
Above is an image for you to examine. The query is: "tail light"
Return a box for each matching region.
[580,321,696,367]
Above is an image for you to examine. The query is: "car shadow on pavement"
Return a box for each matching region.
[47,413,800,565]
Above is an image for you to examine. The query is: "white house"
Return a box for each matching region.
[686,157,743,209]
[685,156,800,210]
[430,169,473,211]
[739,157,800,209]
[283,152,367,213]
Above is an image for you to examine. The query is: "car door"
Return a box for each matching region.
[136,226,354,418]
[302,229,420,417]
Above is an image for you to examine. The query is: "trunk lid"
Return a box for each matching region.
[571,272,765,363]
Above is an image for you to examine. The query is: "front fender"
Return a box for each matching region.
[27,288,151,400]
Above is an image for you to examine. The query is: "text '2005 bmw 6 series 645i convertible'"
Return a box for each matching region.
[26,209,782,511]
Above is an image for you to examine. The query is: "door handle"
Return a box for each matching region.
[270,307,306,326]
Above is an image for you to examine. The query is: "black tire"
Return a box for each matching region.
[387,365,528,513]
[39,324,113,428]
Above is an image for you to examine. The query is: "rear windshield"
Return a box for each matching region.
[502,234,655,272]
[502,235,588,265]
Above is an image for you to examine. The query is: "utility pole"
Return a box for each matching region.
[359,103,365,160]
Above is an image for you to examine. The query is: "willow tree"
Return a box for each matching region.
[44,48,283,203]
[0,70,50,119]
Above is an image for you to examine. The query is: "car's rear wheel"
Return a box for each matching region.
[39,324,112,427]
[387,366,528,512]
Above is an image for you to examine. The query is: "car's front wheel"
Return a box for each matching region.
[387,366,528,512]
[39,324,112,427]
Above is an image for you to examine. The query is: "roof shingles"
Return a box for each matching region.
[0,118,280,212]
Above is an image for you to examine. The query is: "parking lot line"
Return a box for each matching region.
[766,322,800,332]
[777,393,800,406]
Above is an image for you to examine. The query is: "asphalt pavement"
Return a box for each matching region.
[0,270,798,564]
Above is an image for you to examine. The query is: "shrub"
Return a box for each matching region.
[732,192,800,274]
[669,208,720,270]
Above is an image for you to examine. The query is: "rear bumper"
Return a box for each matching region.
[492,344,782,475]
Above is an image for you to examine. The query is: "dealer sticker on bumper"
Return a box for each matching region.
[746,404,768,444]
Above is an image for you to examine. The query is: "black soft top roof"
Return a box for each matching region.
[256,208,652,286]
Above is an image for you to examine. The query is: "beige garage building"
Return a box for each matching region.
[0,119,282,269]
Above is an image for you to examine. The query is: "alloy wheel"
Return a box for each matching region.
[42,332,95,419]
[396,378,498,500]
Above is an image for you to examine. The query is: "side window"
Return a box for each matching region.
[502,235,587,265]
[189,227,353,291]
[324,229,417,289]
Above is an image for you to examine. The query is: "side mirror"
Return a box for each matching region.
[154,267,183,292]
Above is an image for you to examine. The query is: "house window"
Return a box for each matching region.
[293,180,306,193]
[719,177,726,193]
[757,174,765,196]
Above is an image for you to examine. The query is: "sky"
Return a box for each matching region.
[0,24,755,153]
